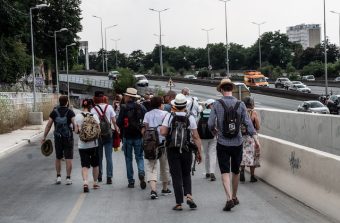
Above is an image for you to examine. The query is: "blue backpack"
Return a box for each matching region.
[54,109,72,139]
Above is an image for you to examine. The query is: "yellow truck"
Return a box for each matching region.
[244,70,269,87]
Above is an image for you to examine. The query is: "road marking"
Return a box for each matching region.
[64,193,86,223]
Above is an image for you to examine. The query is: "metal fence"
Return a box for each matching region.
[59,75,112,89]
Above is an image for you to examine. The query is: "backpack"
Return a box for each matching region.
[143,125,161,160]
[166,113,190,153]
[197,109,214,139]
[93,105,112,140]
[79,113,101,142]
[54,108,72,139]
[217,99,242,138]
[123,103,144,137]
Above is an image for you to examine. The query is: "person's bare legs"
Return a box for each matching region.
[55,159,61,175]
[93,166,99,182]
[221,173,232,200]
[250,166,255,176]
[162,182,168,191]
[82,167,88,184]
[232,173,239,199]
[65,159,72,177]
[150,180,157,192]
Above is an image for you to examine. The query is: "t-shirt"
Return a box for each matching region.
[162,112,197,130]
[143,109,168,142]
[91,104,116,124]
[75,112,100,149]
[49,106,76,130]
[186,96,200,120]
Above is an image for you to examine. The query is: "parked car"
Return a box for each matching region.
[275,78,291,88]
[334,77,340,82]
[297,101,330,114]
[302,75,315,81]
[184,74,197,79]
[326,95,340,114]
[108,71,120,80]
[134,74,149,87]
[288,84,311,93]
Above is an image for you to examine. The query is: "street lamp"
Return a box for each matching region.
[251,21,266,69]
[66,43,77,103]
[54,28,68,96]
[30,3,49,112]
[324,0,329,95]
[330,11,340,48]
[202,28,214,70]
[93,15,104,72]
[104,24,118,72]
[111,38,121,68]
[219,0,231,77]
[149,8,169,76]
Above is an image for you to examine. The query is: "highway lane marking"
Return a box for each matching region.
[64,193,86,223]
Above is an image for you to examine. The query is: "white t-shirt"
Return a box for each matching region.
[143,109,168,142]
[75,112,100,149]
[186,96,200,120]
[162,112,197,129]
[91,104,116,124]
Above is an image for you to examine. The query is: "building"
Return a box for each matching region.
[286,24,321,49]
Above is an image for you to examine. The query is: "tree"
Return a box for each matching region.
[301,61,324,78]
[112,68,136,94]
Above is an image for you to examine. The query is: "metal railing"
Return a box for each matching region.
[59,75,112,89]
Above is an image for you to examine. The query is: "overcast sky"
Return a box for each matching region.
[79,0,340,54]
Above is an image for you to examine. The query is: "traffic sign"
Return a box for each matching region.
[167,78,175,90]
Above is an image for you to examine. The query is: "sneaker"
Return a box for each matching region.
[250,175,258,183]
[83,184,89,193]
[139,174,146,190]
[186,198,197,209]
[128,182,135,188]
[210,173,216,181]
[223,200,235,211]
[240,171,245,182]
[150,191,158,200]
[107,177,112,185]
[205,173,211,178]
[161,189,172,196]
[66,178,72,185]
[56,176,61,185]
[232,197,239,205]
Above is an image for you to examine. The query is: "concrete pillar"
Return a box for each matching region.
[28,112,43,125]
[85,47,89,70]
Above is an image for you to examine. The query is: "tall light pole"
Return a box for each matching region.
[54,28,68,96]
[66,43,76,103]
[104,24,118,72]
[330,10,340,48]
[93,15,104,72]
[111,38,121,68]
[30,3,49,112]
[219,0,231,77]
[202,28,214,70]
[252,21,266,69]
[324,0,329,95]
[149,8,169,76]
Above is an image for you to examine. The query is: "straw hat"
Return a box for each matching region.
[124,88,141,98]
[171,93,187,107]
[41,139,53,157]
[216,78,235,92]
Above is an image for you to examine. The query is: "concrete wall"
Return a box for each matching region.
[258,135,340,221]
[257,108,340,156]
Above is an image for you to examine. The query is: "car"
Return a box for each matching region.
[134,74,149,87]
[108,71,120,80]
[334,77,340,82]
[275,78,291,88]
[297,101,330,114]
[288,84,311,93]
[302,75,315,81]
[326,95,340,114]
[184,75,197,79]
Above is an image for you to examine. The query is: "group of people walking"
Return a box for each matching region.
[42,78,261,212]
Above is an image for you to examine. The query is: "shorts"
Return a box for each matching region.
[55,137,74,159]
[216,143,243,174]
[79,147,99,168]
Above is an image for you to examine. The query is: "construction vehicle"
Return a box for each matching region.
[244,70,269,87]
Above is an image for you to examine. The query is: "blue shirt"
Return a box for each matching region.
[208,96,256,147]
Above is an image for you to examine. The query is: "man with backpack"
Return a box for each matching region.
[208,78,260,212]
[42,95,76,185]
[117,88,147,189]
[182,87,200,121]
[160,93,202,211]
[142,96,171,199]
[91,91,120,185]
[197,99,217,181]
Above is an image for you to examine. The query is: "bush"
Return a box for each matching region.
[72,64,84,71]
[178,68,187,76]
[113,68,136,94]
[301,61,324,78]
[0,98,29,134]
[197,70,210,78]
[260,65,274,76]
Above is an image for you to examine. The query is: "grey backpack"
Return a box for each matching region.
[166,113,190,153]
[54,109,72,139]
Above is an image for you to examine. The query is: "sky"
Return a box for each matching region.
[78,0,340,54]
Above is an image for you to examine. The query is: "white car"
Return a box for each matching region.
[334,77,340,82]
[302,75,315,81]
[184,75,197,79]
[288,84,311,93]
[108,71,120,80]
[134,74,149,87]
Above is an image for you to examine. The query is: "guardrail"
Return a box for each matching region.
[59,75,112,89]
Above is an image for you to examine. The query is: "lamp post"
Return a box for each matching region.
[330,11,340,48]
[66,43,76,103]
[30,3,49,112]
[54,28,68,96]
[93,15,104,72]
[251,21,266,69]
[111,38,121,68]
[149,8,169,76]
[104,24,118,72]
[324,0,329,95]
[202,28,214,70]
[219,0,231,77]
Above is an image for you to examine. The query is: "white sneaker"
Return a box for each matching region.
[56,176,62,184]
[66,178,72,185]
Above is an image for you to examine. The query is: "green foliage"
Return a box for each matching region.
[153,85,166,97]
[72,64,84,71]
[260,65,274,76]
[272,66,283,79]
[301,61,324,78]
[178,68,187,76]
[197,70,210,78]
[113,68,136,94]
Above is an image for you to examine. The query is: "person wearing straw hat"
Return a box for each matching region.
[117,88,147,189]
[208,78,260,212]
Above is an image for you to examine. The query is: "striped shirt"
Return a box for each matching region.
[208,96,256,147]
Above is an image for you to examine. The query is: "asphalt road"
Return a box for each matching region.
[0,136,334,223]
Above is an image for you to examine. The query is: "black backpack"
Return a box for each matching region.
[197,109,214,139]
[123,103,144,138]
[217,99,242,138]
[93,105,112,141]
[54,108,72,139]
[166,113,190,153]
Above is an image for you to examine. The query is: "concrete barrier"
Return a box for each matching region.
[257,134,340,221]
[257,108,340,156]
[28,112,43,125]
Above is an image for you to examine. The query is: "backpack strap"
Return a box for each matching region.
[234,101,241,111]
[93,106,103,118]
[189,97,195,113]
[55,108,69,118]
[217,99,229,111]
